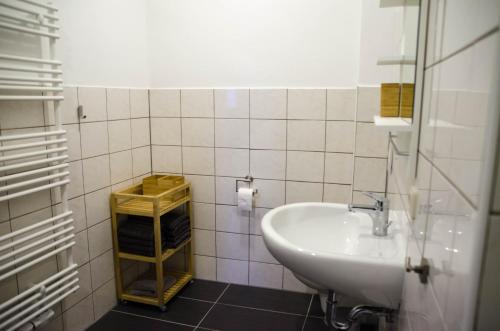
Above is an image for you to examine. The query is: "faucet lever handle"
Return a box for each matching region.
[361,191,385,203]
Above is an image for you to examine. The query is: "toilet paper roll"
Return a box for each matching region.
[237,187,253,212]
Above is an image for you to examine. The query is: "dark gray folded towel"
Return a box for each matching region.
[128,275,177,296]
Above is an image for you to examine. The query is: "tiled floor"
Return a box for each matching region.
[88,279,378,331]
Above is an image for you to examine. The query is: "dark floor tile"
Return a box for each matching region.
[200,303,305,331]
[219,284,311,315]
[87,311,193,331]
[114,296,212,325]
[309,295,324,318]
[177,278,228,302]
[303,317,329,331]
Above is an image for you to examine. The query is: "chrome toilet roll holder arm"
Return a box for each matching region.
[235,175,258,196]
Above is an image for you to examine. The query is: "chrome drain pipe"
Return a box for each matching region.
[325,290,396,330]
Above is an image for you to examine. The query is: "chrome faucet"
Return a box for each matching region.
[348,192,391,236]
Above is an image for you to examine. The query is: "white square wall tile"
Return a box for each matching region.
[217,258,248,285]
[324,153,354,184]
[82,155,110,193]
[286,151,324,182]
[286,181,323,203]
[326,121,355,153]
[80,121,109,158]
[193,202,215,230]
[250,120,286,150]
[78,87,107,122]
[151,117,181,145]
[92,279,117,320]
[63,263,92,311]
[288,89,326,120]
[193,229,216,256]
[215,148,249,177]
[283,268,314,293]
[327,89,356,121]
[110,150,133,184]
[356,87,380,122]
[250,235,278,264]
[250,89,287,119]
[323,184,352,204]
[108,119,131,153]
[53,196,87,233]
[132,146,151,177]
[71,230,90,266]
[215,89,249,118]
[85,187,111,228]
[250,208,271,235]
[215,177,239,205]
[64,124,81,161]
[182,118,214,147]
[250,150,286,180]
[216,232,249,260]
[62,87,79,124]
[253,179,286,208]
[151,146,182,173]
[61,161,84,200]
[90,249,114,289]
[353,157,387,192]
[0,99,44,129]
[216,205,249,234]
[181,89,214,118]
[194,255,216,281]
[249,262,283,289]
[184,175,215,203]
[106,88,130,120]
[215,119,249,148]
[183,147,215,175]
[130,89,149,118]
[88,219,112,259]
[287,120,325,151]
[150,89,180,117]
[62,294,94,331]
[131,118,150,148]
[355,122,389,157]
[9,190,50,219]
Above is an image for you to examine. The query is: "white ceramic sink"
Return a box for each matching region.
[261,202,406,309]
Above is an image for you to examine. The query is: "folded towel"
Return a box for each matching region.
[118,235,165,247]
[166,230,191,248]
[165,223,190,239]
[128,275,177,296]
[119,246,155,256]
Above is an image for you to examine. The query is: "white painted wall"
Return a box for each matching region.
[147,0,362,87]
[53,0,150,87]
[358,0,403,85]
[50,0,401,88]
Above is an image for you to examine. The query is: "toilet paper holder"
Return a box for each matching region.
[235,175,258,196]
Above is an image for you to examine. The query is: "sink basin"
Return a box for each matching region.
[261,202,406,309]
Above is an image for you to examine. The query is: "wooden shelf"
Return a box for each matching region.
[377,55,416,66]
[117,238,192,263]
[120,271,193,307]
[379,0,419,8]
[374,115,412,132]
[111,175,194,309]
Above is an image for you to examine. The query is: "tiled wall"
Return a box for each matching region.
[393,1,499,330]
[149,87,389,290]
[0,87,152,331]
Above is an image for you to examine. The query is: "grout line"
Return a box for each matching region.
[301,294,315,331]
[322,89,327,202]
[282,89,288,288]
[212,89,218,283]
[194,283,231,330]
[111,309,198,329]
[425,26,499,70]
[217,302,309,317]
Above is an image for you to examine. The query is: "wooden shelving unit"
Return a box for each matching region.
[110,176,193,311]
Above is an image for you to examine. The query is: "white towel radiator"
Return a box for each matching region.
[0,1,79,330]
